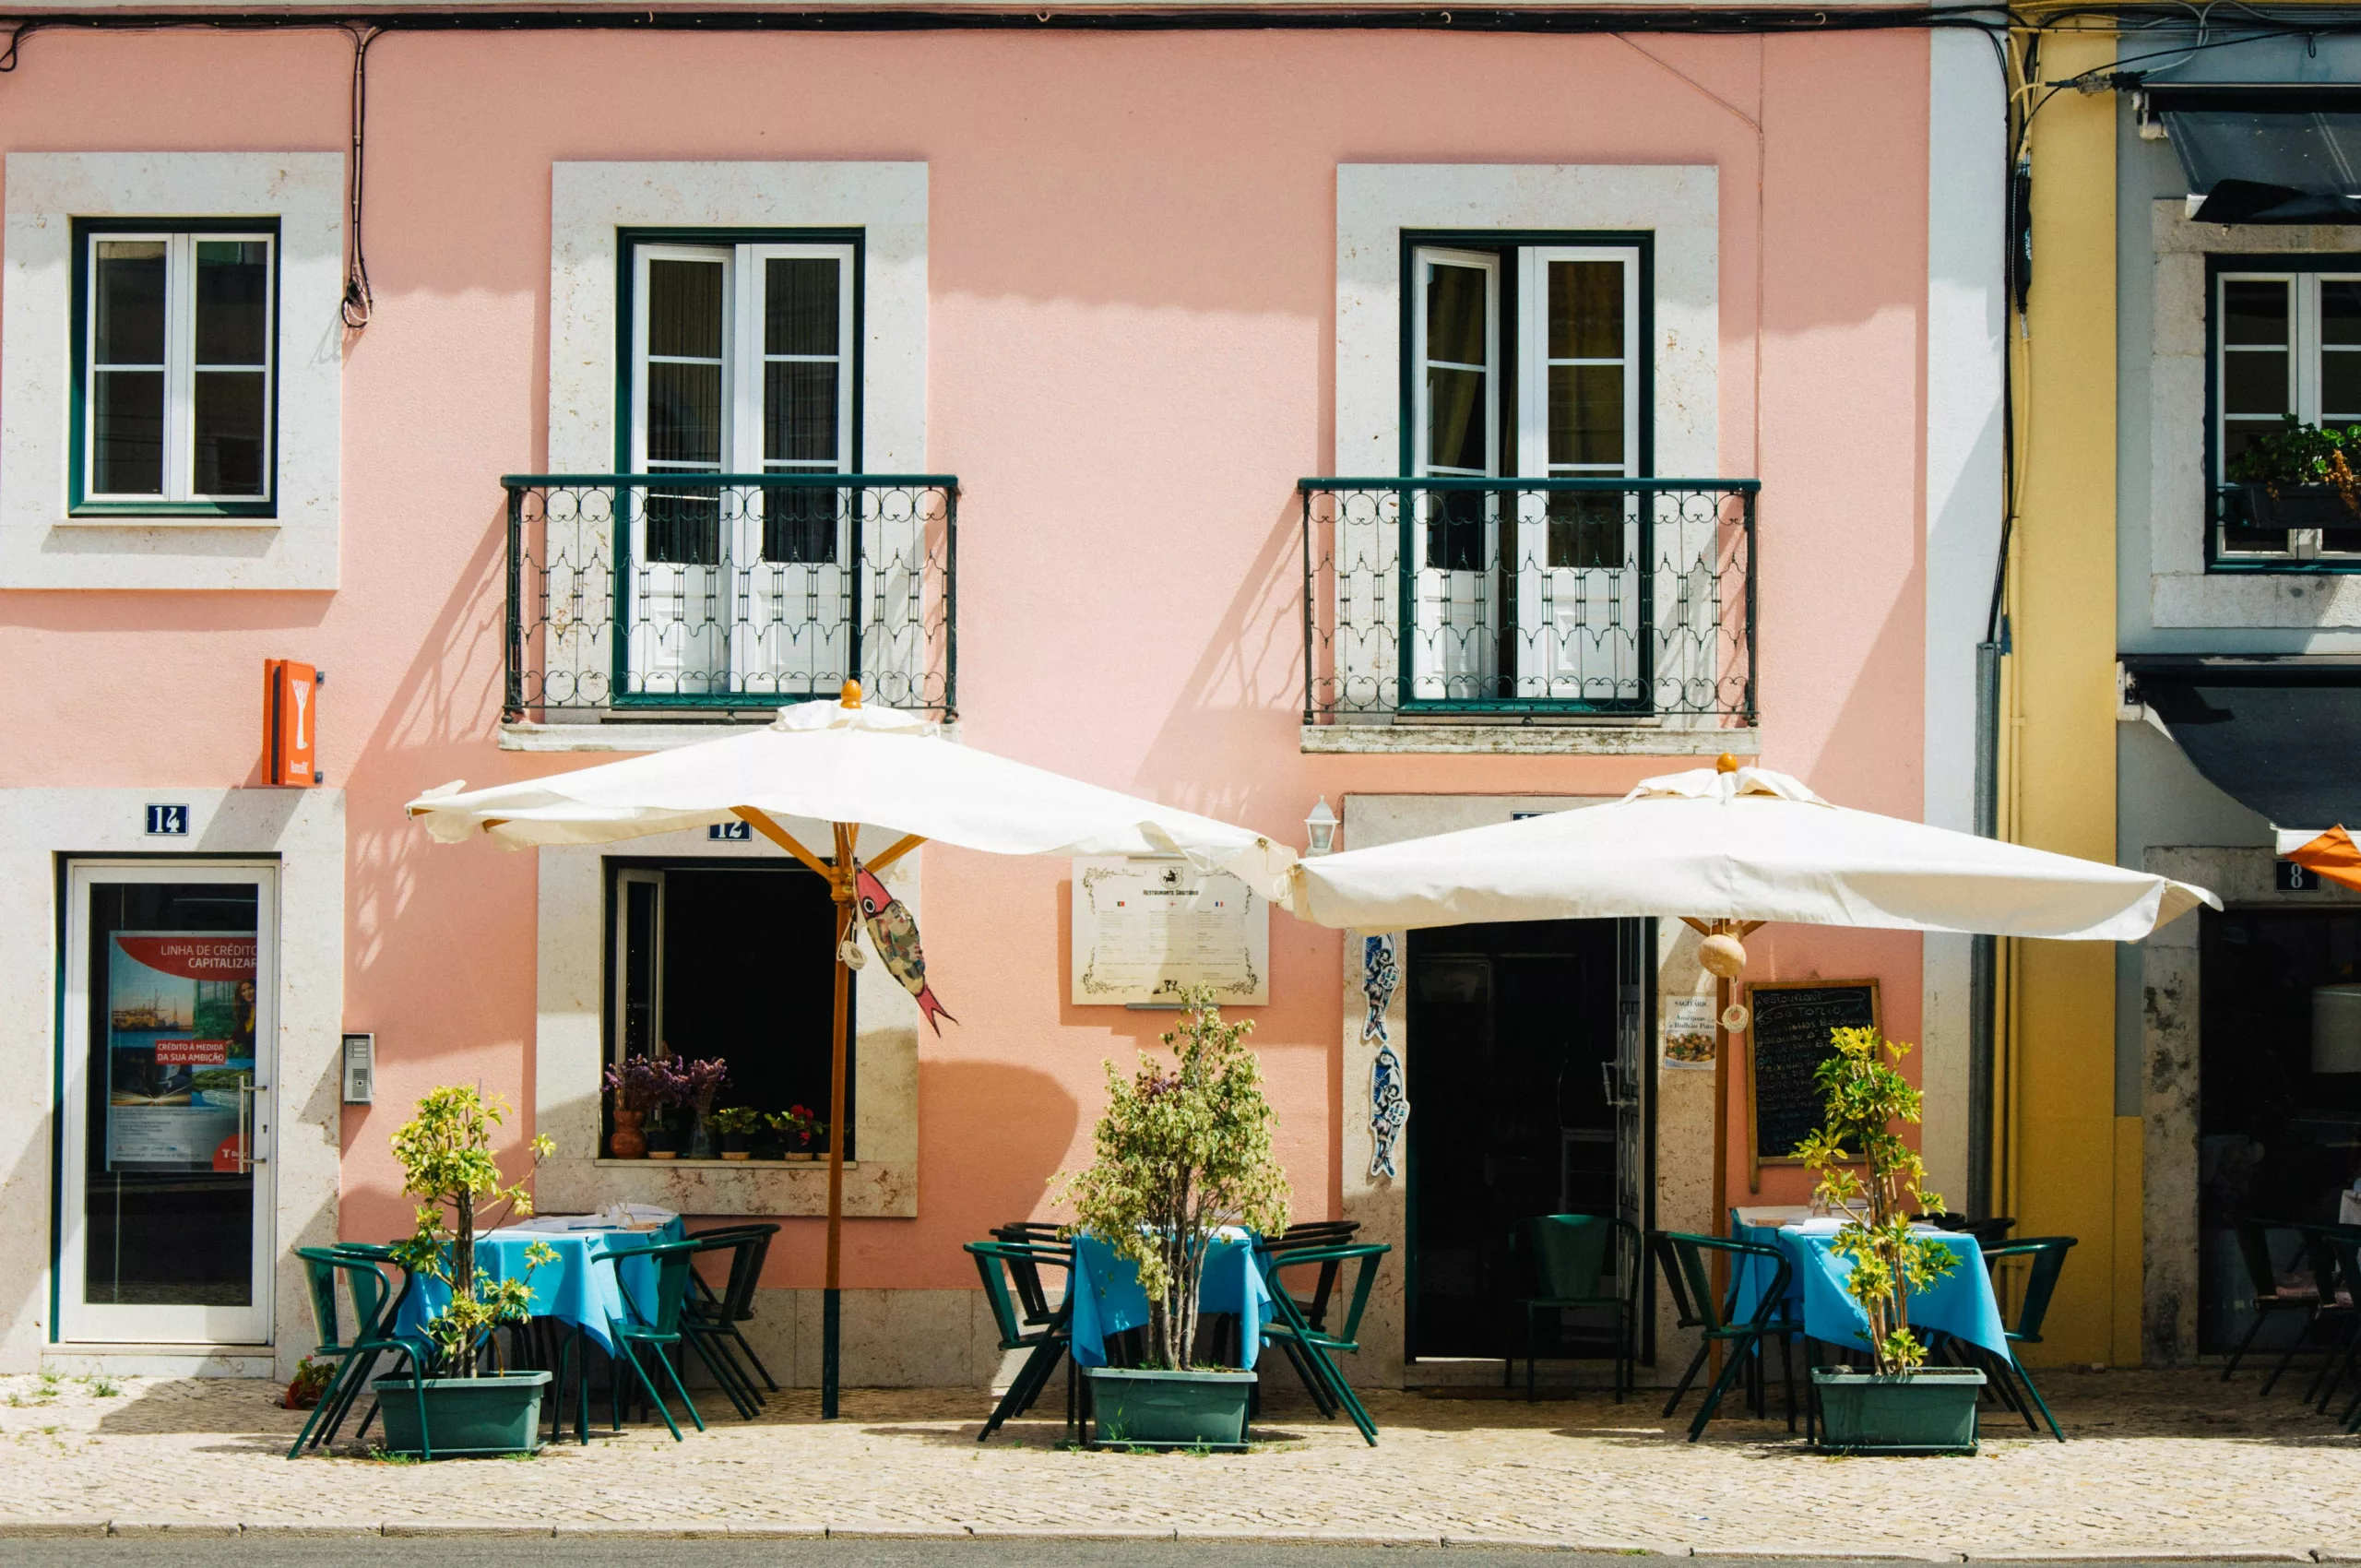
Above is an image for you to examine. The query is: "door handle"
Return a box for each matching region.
[235,1076,269,1171]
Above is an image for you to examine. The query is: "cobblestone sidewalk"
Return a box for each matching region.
[0,1369,2351,1559]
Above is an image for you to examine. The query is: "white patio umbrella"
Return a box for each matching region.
[1286,758,2217,1236]
[407,683,1295,1415]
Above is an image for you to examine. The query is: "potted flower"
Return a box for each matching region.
[678,1057,729,1159]
[601,1055,665,1159]
[769,1105,820,1161]
[2225,416,2361,530]
[708,1105,762,1160]
[1796,1027,1985,1454]
[1057,987,1290,1450]
[643,1057,683,1160]
[374,1086,558,1457]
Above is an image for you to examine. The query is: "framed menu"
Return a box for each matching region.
[1071,857,1268,1006]
[1743,978,1880,1186]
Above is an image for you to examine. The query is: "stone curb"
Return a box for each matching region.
[0,1520,108,1538]
[1963,1555,2317,1563]
[237,1524,388,1538]
[380,1523,558,1538]
[728,1524,828,1538]
[552,1523,738,1538]
[108,1522,243,1538]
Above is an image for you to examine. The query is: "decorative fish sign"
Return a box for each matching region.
[854,861,956,1036]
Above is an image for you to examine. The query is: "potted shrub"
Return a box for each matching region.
[709,1105,761,1160]
[2225,416,2361,530]
[1797,1027,1986,1454]
[375,1086,558,1457]
[1058,986,1290,1451]
[770,1105,820,1161]
[601,1055,664,1159]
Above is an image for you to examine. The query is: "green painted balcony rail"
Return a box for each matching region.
[1298,477,1759,725]
[500,472,958,724]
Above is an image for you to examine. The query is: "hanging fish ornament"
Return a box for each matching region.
[853,861,956,1035]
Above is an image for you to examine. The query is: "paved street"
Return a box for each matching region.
[0,1369,2351,1559]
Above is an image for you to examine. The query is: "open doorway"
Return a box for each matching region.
[1404,916,1650,1361]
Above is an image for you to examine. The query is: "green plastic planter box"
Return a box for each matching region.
[1811,1365,1986,1455]
[1084,1367,1255,1451]
[370,1371,551,1458]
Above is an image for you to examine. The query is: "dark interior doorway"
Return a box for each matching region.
[1404,917,1648,1360]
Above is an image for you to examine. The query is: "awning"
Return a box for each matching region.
[2148,85,2361,224]
[2123,656,2361,834]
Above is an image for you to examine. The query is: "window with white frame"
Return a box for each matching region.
[1406,236,1647,703]
[74,224,276,512]
[2214,266,2361,563]
[627,237,856,566]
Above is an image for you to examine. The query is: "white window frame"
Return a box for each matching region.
[1410,246,1501,481]
[80,228,277,507]
[2215,267,2361,564]
[1515,245,1643,483]
[626,240,856,478]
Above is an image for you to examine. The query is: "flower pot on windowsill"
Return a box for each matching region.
[1084,1367,1255,1451]
[608,1109,647,1160]
[1811,1365,1986,1455]
[721,1133,753,1161]
[369,1371,552,1458]
[645,1126,680,1160]
[2232,480,2361,531]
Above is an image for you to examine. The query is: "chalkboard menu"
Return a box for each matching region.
[1743,979,1880,1182]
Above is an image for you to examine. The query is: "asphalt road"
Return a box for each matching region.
[0,1540,2291,1568]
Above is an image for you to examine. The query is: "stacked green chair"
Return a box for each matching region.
[1257,1241,1388,1445]
[1650,1230,1797,1443]
[587,1238,707,1442]
[286,1244,431,1459]
[1502,1214,1641,1403]
[967,1238,1075,1441]
[682,1224,780,1419]
[2220,1218,2337,1390]
[1263,1220,1360,1331]
[1977,1235,2076,1442]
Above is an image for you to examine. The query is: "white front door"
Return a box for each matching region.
[59,862,278,1345]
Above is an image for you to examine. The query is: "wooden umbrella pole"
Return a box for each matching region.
[822,819,855,1420]
[1709,926,1732,1378]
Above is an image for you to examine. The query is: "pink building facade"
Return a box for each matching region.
[0,14,2006,1385]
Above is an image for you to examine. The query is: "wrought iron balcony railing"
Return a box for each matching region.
[1299,477,1758,725]
[502,473,956,723]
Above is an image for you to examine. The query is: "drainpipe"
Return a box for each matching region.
[1968,630,2005,1220]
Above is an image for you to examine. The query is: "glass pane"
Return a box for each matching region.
[763,484,842,565]
[2325,351,2361,424]
[93,241,166,366]
[192,372,267,495]
[643,482,721,566]
[765,258,839,358]
[1427,367,1488,472]
[620,878,659,1059]
[1548,261,1623,361]
[647,362,723,466]
[1425,263,1489,367]
[1550,365,1626,467]
[647,258,724,360]
[1546,491,1625,570]
[84,881,259,1308]
[2325,279,2361,347]
[2222,419,2280,477]
[91,370,164,494]
[764,362,838,465]
[2222,279,2290,346]
[2224,350,2290,417]
[1423,490,1489,573]
[194,241,269,367]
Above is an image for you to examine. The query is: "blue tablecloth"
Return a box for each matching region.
[1735,1219,2011,1360]
[1068,1231,1274,1369]
[393,1216,687,1355]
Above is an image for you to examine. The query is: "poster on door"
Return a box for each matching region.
[104,932,257,1171]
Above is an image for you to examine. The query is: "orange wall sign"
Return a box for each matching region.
[264,659,322,788]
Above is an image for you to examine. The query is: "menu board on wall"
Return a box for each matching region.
[1743,979,1880,1185]
[1071,858,1268,1006]
[105,932,257,1171]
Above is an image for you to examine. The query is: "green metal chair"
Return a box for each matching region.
[1978,1235,2076,1442]
[287,1244,430,1459]
[967,1238,1075,1442]
[1502,1214,1640,1403]
[2220,1218,2334,1389]
[1261,1220,1361,1332]
[1650,1229,1796,1443]
[1257,1241,1387,1445]
[681,1225,779,1420]
[588,1238,706,1442]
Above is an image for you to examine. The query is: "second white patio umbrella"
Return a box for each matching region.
[407,683,1295,1416]
[1286,758,2217,1236]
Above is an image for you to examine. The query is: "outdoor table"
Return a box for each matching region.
[393,1206,685,1354]
[1067,1229,1274,1368]
[1733,1214,2011,1360]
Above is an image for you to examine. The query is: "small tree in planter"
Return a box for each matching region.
[1058,987,1290,1448]
[1795,1027,1983,1452]
[378,1086,559,1456]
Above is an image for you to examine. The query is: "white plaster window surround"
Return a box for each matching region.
[535,825,919,1217]
[1324,164,1730,755]
[2151,201,2361,626]
[0,788,344,1377]
[1,152,343,591]
[530,161,928,744]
